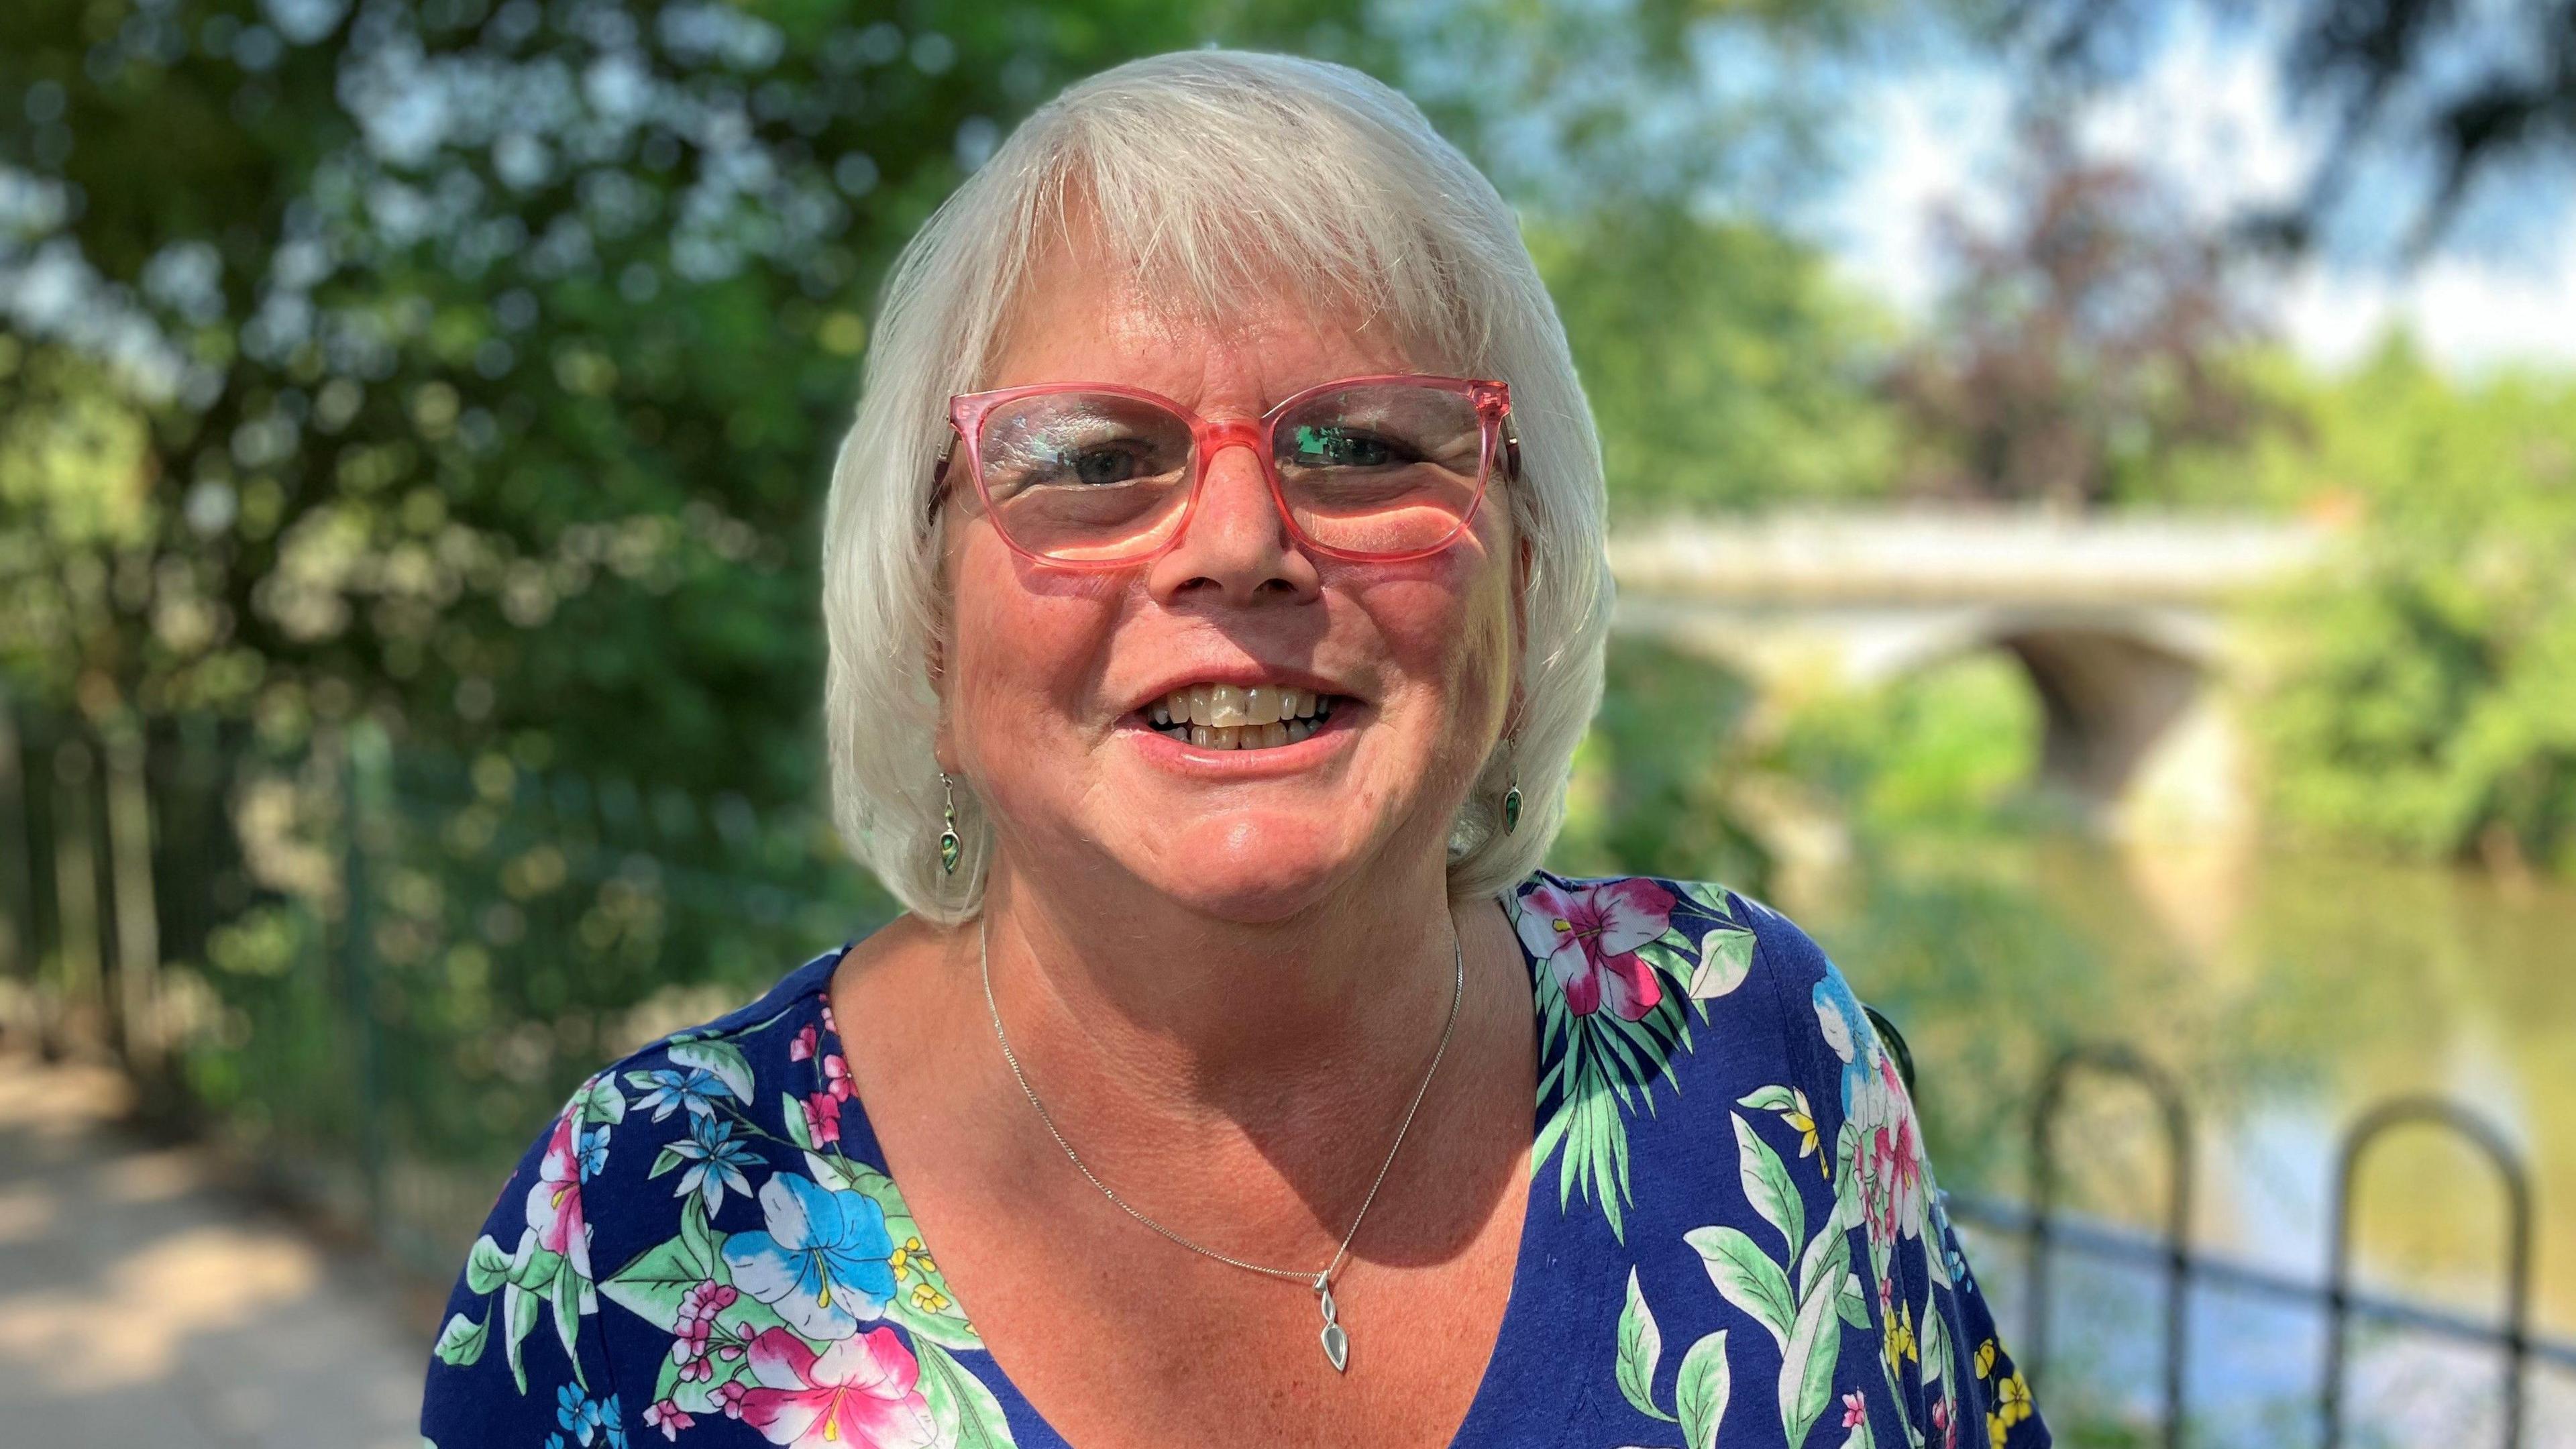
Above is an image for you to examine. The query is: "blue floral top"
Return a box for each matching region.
[421,873,2049,1448]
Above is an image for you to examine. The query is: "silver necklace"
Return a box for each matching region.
[978,915,1466,1374]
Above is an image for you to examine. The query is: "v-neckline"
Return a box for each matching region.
[808,888,1603,1448]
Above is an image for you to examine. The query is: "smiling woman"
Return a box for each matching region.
[420,50,2050,1449]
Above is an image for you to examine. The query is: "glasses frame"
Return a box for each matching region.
[932,373,1519,569]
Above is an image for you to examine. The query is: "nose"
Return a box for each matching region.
[1145,431,1322,606]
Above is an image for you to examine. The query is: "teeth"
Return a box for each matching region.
[1148,683,1334,749]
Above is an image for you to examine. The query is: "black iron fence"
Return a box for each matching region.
[1915,1036,2563,1449]
[0,695,894,1276]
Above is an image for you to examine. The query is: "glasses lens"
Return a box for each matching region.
[975,391,1193,561]
[1272,383,1489,556]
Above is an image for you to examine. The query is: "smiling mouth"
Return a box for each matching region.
[1145,684,1342,751]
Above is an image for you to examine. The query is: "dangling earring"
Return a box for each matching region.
[1501,737,1523,835]
[938,772,962,875]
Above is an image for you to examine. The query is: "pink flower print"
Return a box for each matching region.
[524,1105,592,1280]
[645,1399,696,1440]
[1931,1393,1956,1449]
[820,1000,839,1036]
[790,1024,819,1063]
[821,1053,851,1102]
[1857,1053,1927,1252]
[801,1091,842,1149]
[714,1380,749,1419]
[1514,878,1676,1020]
[1843,1390,1868,1429]
[737,1326,938,1448]
[672,1281,741,1382]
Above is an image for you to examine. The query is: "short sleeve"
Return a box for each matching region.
[419,1071,630,1449]
[1741,890,2051,1448]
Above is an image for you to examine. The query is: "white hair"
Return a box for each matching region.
[819,48,1611,924]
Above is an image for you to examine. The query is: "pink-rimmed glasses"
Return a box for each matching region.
[932,374,1517,567]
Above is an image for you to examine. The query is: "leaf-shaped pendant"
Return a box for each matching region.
[938,828,961,875]
[1316,1277,1350,1373]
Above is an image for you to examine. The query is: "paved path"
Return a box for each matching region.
[0,1048,427,1448]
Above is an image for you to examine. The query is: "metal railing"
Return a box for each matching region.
[1911,1032,2558,1449]
[1,696,896,1275]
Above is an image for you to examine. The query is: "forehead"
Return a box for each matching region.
[980,235,1440,410]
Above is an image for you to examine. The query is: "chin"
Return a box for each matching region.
[1127,814,1360,924]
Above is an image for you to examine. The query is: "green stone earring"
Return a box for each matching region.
[1501,738,1523,835]
[938,772,962,875]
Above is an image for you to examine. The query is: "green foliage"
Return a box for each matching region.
[0,0,1361,800]
[1766,651,2047,835]
[2254,338,2576,873]
[1553,636,1774,890]
[1531,210,1903,514]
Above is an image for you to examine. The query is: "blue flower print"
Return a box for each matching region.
[720,1172,898,1340]
[554,1385,626,1447]
[665,1114,764,1216]
[576,1124,610,1183]
[626,1066,732,1123]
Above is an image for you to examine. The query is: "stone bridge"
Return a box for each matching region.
[1605,510,2331,835]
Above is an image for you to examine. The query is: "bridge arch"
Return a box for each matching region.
[1605,511,2320,832]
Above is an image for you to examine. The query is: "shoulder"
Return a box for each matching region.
[1503,868,1897,1127]
[419,940,856,1436]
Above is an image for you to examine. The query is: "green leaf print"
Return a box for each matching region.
[1688,927,1754,1000]
[601,1236,710,1332]
[916,1338,1019,1448]
[579,1073,627,1126]
[1837,1271,1871,1330]
[549,1249,588,1390]
[781,1091,815,1152]
[1777,1243,1845,1448]
[1736,1085,1798,1114]
[1674,1330,1731,1449]
[678,1192,720,1279]
[464,1234,513,1295]
[668,1038,755,1104]
[432,1309,489,1367]
[1683,1226,1794,1350]
[1615,1269,1676,1423]
[502,1280,540,1394]
[1732,1114,1804,1258]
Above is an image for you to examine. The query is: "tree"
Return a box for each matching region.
[2000,0,2576,254]
[1884,123,2271,506]
[2253,338,2576,875]
[0,0,1365,803]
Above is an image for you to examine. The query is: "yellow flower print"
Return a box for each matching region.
[1883,1299,1917,1373]
[1988,1409,2009,1449]
[1784,1088,1825,1178]
[1996,1373,2033,1426]
[910,1281,952,1313]
[1975,1338,1998,1380]
[889,1235,934,1282]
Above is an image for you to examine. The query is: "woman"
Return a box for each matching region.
[422,50,2047,1449]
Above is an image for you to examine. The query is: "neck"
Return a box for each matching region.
[972,847,1474,1134]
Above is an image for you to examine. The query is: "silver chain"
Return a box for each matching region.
[978,914,1465,1291]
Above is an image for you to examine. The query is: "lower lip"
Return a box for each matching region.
[1118,704,1363,775]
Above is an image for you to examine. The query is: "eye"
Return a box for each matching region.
[1052,443,1150,486]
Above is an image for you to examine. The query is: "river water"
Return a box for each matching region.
[1784,835,2576,1447]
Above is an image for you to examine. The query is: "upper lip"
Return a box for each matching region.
[1121,663,1361,718]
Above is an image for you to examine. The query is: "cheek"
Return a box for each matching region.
[943,541,1125,755]
[1349,553,1515,722]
